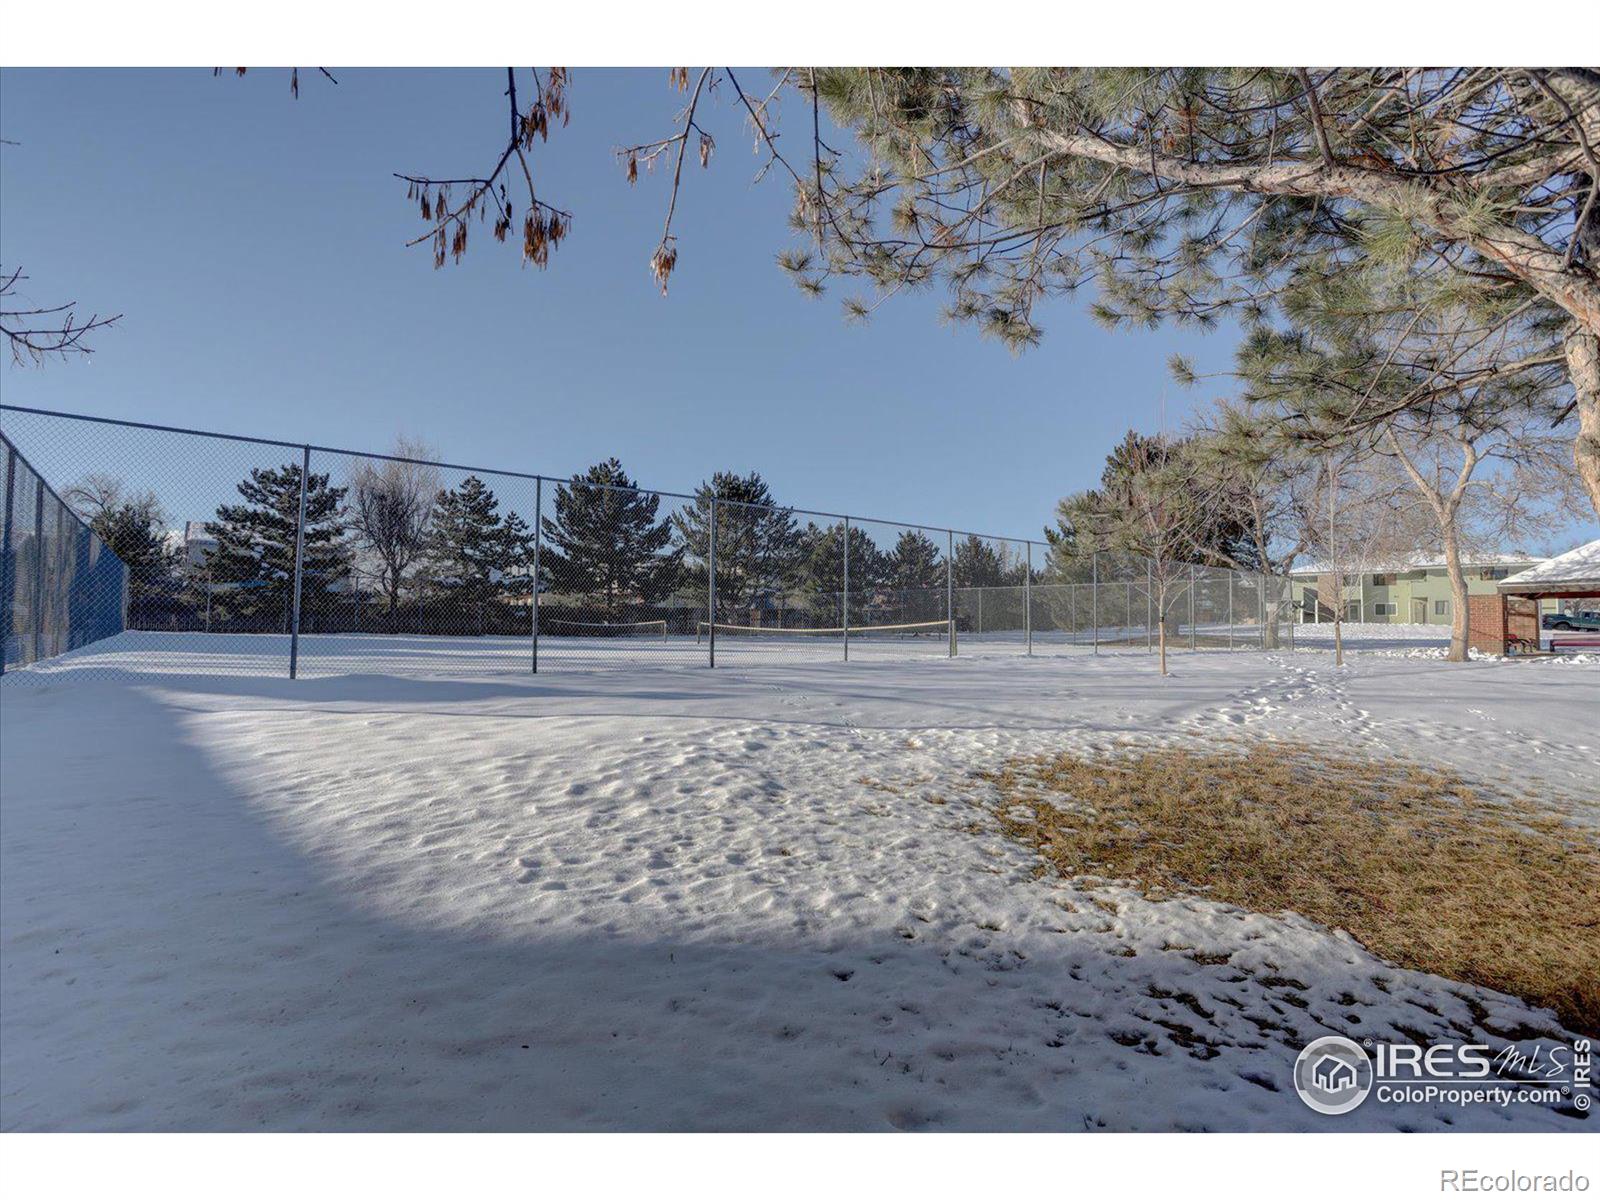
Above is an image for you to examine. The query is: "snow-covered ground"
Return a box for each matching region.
[1291,620,1449,648]
[2,637,1594,1131]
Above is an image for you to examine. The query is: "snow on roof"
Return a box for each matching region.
[1496,539,1600,592]
[1292,552,1544,576]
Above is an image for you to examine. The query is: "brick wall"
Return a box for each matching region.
[1467,594,1505,654]
[1467,594,1539,654]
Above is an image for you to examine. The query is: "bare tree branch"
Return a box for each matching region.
[0,267,121,365]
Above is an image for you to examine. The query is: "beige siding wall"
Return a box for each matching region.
[1291,564,1541,623]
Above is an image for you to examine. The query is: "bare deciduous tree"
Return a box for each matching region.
[1379,412,1582,661]
[1296,449,1421,667]
[1190,402,1323,649]
[347,440,442,614]
[1,267,120,365]
[392,68,573,270]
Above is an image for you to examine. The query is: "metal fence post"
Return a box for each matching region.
[1024,542,1032,657]
[288,445,310,679]
[1228,572,1234,651]
[1091,550,1099,655]
[708,497,718,668]
[946,529,955,657]
[842,515,850,662]
[1188,562,1197,651]
[32,476,44,666]
[0,448,13,676]
[532,476,542,674]
[54,502,67,658]
[1260,570,1267,651]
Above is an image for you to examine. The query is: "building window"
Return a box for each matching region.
[1434,599,1449,616]
[1479,567,1510,581]
[1373,602,1396,617]
[1371,573,1394,587]
[1341,574,1358,586]
[1345,600,1361,622]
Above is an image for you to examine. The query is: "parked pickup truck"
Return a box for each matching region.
[1542,611,1600,632]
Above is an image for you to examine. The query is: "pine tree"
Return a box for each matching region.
[783,68,1600,517]
[1057,435,1218,675]
[796,522,888,626]
[64,475,182,624]
[884,529,947,622]
[953,535,1020,589]
[541,459,680,620]
[204,463,348,628]
[672,472,804,622]
[422,475,530,633]
[1188,404,1322,650]
[889,530,943,592]
[1072,433,1254,572]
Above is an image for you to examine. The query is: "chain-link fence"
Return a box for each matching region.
[1,404,1295,681]
[3,429,129,672]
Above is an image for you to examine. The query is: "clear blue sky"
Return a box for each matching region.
[3,68,1259,539]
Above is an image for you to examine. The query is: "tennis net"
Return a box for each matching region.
[543,618,669,641]
[696,619,948,644]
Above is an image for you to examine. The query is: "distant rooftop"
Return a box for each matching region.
[1291,552,1545,576]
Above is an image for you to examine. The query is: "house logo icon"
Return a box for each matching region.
[1313,1055,1357,1093]
[1293,1036,1374,1115]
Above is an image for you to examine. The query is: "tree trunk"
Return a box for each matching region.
[1384,426,1479,664]
[1441,525,1471,663]
[1158,611,1168,675]
[1332,604,1343,667]
[1261,572,1282,650]
[1566,325,1600,521]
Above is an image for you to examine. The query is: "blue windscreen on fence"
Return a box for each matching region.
[2,430,128,673]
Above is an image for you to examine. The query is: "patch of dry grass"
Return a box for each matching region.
[980,743,1600,1035]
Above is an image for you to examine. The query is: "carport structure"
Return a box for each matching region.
[1473,539,1600,654]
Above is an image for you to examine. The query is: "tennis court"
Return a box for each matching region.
[1,404,1300,685]
[5,624,1131,680]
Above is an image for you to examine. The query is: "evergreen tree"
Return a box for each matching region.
[1056,434,1217,675]
[781,69,1600,517]
[1058,432,1253,573]
[205,463,348,627]
[672,472,804,622]
[1188,403,1323,649]
[797,522,888,625]
[889,530,943,593]
[1041,523,1093,584]
[422,475,531,632]
[263,69,1600,517]
[541,459,680,619]
[953,535,1018,589]
[889,531,947,614]
[498,509,536,606]
[64,474,182,623]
